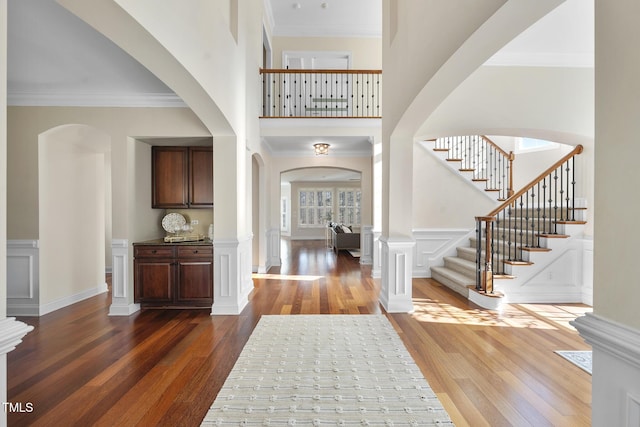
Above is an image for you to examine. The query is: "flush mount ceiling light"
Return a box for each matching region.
[313,143,330,155]
[293,2,301,9]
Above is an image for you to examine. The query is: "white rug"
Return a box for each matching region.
[555,350,592,375]
[347,250,361,258]
[202,315,454,426]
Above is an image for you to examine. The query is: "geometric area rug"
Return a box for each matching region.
[554,350,592,375]
[201,315,455,426]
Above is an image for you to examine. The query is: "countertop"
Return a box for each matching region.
[133,238,213,246]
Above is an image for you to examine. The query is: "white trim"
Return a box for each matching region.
[212,236,253,315]
[412,228,474,278]
[282,50,353,70]
[379,236,415,313]
[572,313,640,371]
[7,240,40,317]
[266,228,281,269]
[572,313,640,426]
[39,282,108,316]
[108,239,140,316]
[360,225,374,265]
[7,91,187,108]
[0,318,33,356]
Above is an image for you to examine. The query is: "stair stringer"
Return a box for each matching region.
[493,223,587,303]
[417,140,503,202]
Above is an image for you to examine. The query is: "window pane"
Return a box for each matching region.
[347,192,354,207]
[308,191,314,206]
[300,209,306,225]
[317,191,324,206]
[300,192,306,206]
[308,208,315,224]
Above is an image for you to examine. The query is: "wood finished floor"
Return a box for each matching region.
[8,240,592,426]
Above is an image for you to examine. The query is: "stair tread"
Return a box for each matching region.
[472,178,488,182]
[520,247,552,252]
[446,158,463,162]
[503,260,534,266]
[431,266,476,285]
[433,148,449,152]
[459,168,475,172]
[537,233,570,238]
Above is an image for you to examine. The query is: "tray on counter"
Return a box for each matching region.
[163,234,205,243]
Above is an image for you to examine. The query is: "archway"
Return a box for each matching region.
[38,124,111,314]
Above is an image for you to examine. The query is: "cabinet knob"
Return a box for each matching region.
[151,250,157,254]
[193,250,199,254]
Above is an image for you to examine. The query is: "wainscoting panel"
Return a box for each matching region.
[7,240,40,316]
[360,225,374,265]
[412,229,473,278]
[266,228,281,270]
[581,238,594,306]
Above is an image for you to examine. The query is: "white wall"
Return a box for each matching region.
[412,143,495,229]
[270,36,382,69]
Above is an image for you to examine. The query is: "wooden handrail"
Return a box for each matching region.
[481,136,511,159]
[260,68,382,75]
[486,144,584,218]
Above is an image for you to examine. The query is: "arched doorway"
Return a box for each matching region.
[38,124,111,314]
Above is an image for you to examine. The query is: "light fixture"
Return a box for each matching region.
[313,143,330,155]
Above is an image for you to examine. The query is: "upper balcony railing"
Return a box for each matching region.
[260,68,382,118]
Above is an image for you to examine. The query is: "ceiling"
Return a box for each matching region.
[6,0,593,171]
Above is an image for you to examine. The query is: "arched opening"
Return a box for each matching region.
[279,167,362,266]
[38,124,111,314]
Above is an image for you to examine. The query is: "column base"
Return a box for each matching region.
[379,235,415,313]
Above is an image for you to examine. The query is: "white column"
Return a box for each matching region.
[212,236,252,315]
[379,236,415,312]
[0,318,33,427]
[108,239,140,316]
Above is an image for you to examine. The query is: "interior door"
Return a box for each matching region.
[283,52,352,116]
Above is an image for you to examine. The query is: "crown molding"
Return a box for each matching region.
[7,91,188,108]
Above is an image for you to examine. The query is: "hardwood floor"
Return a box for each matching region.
[8,240,592,426]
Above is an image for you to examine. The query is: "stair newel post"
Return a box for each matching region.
[508,151,515,198]
[476,216,495,293]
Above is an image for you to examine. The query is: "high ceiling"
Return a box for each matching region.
[6,0,592,167]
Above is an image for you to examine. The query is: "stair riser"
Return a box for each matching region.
[443,258,475,279]
[430,270,470,298]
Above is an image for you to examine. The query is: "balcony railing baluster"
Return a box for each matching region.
[260,69,382,118]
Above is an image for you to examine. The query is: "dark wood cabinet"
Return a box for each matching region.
[152,146,213,208]
[134,243,213,308]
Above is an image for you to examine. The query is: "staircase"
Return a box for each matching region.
[428,139,587,309]
[425,136,514,202]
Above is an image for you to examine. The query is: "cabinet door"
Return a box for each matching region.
[189,147,213,208]
[176,259,213,305]
[134,260,174,303]
[152,147,189,208]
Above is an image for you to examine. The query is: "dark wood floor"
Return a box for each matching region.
[8,240,592,426]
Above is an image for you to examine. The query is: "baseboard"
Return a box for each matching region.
[108,302,141,316]
[6,304,40,317]
[39,282,109,316]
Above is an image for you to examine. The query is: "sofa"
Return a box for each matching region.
[329,223,360,253]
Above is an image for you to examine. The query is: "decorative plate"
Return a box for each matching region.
[161,212,186,233]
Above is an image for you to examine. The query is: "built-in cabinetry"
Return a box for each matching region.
[152,146,213,208]
[134,240,213,308]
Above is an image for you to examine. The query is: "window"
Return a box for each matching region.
[298,188,333,227]
[337,188,361,226]
[516,137,559,153]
